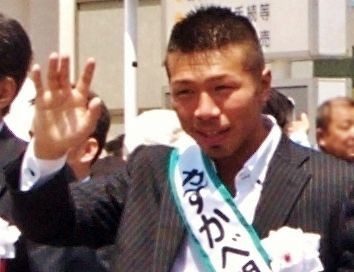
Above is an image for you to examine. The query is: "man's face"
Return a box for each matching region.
[317,104,354,162]
[167,45,270,161]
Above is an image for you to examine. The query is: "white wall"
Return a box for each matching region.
[77,0,166,139]
[0,0,58,76]
[0,0,29,29]
[28,1,59,76]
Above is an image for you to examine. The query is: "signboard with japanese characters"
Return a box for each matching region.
[162,0,349,60]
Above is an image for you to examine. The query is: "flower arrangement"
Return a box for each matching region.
[0,217,21,259]
[261,226,323,272]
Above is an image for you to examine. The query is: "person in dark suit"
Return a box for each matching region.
[91,133,126,177]
[4,6,354,271]
[262,88,311,148]
[0,11,32,168]
[316,96,354,163]
[0,13,33,272]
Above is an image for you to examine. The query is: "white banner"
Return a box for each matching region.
[162,0,349,59]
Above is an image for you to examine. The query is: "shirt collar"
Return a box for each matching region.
[81,176,91,183]
[235,115,282,187]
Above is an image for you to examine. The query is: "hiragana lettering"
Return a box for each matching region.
[242,260,261,272]
[182,169,204,186]
[222,246,250,268]
[199,209,230,248]
[214,208,230,223]
[185,185,204,214]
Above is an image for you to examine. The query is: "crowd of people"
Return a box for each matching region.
[0,5,353,272]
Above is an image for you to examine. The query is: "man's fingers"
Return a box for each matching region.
[31,64,44,98]
[59,55,71,94]
[77,58,95,97]
[300,112,309,121]
[86,97,102,131]
[47,52,60,91]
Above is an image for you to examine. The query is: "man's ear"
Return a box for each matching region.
[0,77,17,112]
[80,138,99,164]
[260,68,271,103]
[316,128,326,149]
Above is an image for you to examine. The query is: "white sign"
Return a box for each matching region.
[318,0,349,56]
[162,0,349,60]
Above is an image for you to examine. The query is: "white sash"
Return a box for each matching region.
[168,145,271,272]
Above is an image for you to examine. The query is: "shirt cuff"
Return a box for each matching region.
[20,140,67,191]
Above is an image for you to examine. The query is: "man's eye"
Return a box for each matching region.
[215,85,231,92]
[338,123,351,130]
[174,89,193,96]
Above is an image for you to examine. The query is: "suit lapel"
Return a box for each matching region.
[0,125,27,168]
[253,136,311,238]
[153,180,185,272]
[0,125,26,197]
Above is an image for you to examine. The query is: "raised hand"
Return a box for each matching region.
[32,53,101,159]
[286,112,310,135]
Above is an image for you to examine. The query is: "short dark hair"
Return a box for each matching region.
[105,133,125,157]
[263,88,294,129]
[165,6,264,76]
[0,13,32,115]
[88,92,111,164]
[316,96,354,131]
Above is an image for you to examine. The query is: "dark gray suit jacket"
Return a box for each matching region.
[0,124,27,210]
[5,135,354,272]
[0,124,31,272]
[0,124,27,169]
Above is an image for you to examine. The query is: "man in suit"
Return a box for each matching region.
[0,13,33,272]
[0,12,32,169]
[4,6,354,271]
[316,96,354,163]
[262,88,311,148]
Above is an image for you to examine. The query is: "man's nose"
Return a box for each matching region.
[349,125,354,138]
[194,92,220,120]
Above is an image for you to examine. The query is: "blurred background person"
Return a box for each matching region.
[0,12,33,272]
[316,96,354,163]
[91,133,126,177]
[4,77,35,143]
[263,88,311,148]
[105,134,125,158]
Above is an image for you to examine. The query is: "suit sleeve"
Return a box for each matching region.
[3,155,128,248]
